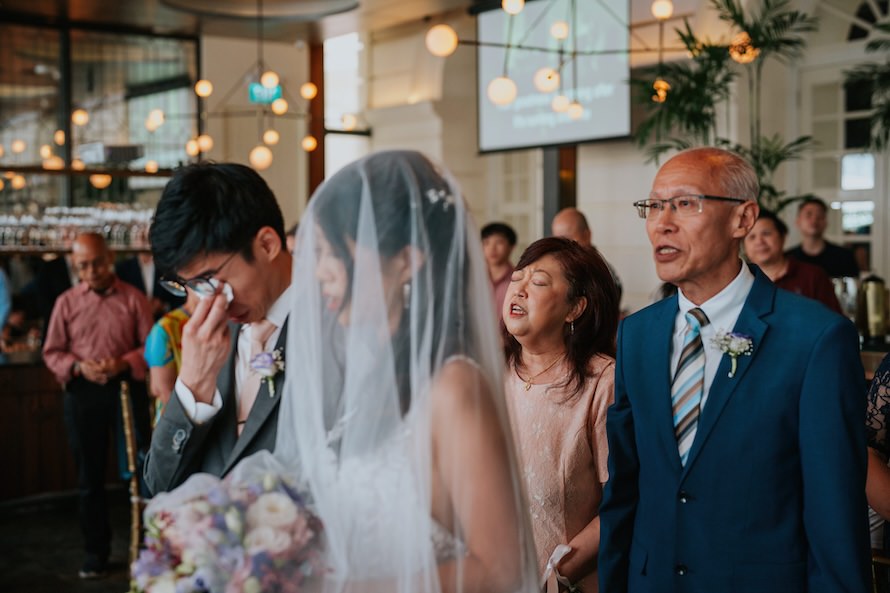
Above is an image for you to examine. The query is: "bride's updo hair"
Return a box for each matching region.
[312,150,470,411]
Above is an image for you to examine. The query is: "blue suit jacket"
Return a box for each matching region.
[599,266,870,593]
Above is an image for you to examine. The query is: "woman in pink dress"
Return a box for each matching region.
[502,237,619,592]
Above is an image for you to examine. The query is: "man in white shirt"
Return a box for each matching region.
[143,163,294,495]
[599,147,870,593]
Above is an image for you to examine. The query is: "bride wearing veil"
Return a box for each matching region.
[276,150,540,593]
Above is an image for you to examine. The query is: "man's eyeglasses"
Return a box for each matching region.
[633,194,747,219]
[160,251,238,298]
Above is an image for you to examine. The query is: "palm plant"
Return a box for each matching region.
[632,0,819,213]
[845,23,890,151]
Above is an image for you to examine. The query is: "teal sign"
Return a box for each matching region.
[248,83,282,104]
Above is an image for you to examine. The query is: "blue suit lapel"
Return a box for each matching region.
[683,267,774,475]
[649,295,686,474]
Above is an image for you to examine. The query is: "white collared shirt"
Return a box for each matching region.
[140,258,155,299]
[670,263,754,410]
[175,283,293,423]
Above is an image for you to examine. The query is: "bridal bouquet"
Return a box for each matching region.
[131,467,324,593]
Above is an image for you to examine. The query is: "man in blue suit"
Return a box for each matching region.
[599,147,870,593]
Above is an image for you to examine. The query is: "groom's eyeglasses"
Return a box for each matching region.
[633,194,746,219]
[160,251,239,298]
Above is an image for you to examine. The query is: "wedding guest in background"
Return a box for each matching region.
[599,147,869,592]
[866,354,890,552]
[143,163,293,495]
[144,287,200,424]
[481,222,517,319]
[551,207,623,308]
[116,251,184,319]
[285,222,299,254]
[42,232,153,580]
[502,236,619,592]
[744,209,842,314]
[786,197,859,278]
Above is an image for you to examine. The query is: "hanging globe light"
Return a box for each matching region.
[11,139,26,154]
[145,160,159,174]
[43,155,65,170]
[300,82,318,100]
[197,134,214,152]
[652,78,671,103]
[341,113,358,131]
[502,0,524,15]
[39,144,53,159]
[425,24,459,57]
[533,67,561,93]
[301,135,318,152]
[145,117,160,132]
[72,109,89,126]
[260,70,279,89]
[0,145,4,158]
[651,0,674,20]
[249,145,273,170]
[487,77,517,106]
[194,79,213,98]
[71,159,85,171]
[271,98,289,115]
[551,94,570,113]
[185,139,200,157]
[263,129,280,145]
[147,108,165,128]
[729,32,760,64]
[54,130,65,145]
[550,21,570,41]
[0,179,4,191]
[567,101,584,120]
[89,174,112,189]
[11,174,26,190]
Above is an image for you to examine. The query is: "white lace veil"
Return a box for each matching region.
[275,150,539,593]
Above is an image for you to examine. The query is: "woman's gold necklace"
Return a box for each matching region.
[516,355,563,391]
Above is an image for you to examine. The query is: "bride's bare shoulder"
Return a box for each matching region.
[430,355,497,416]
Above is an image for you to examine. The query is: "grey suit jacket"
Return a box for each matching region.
[144,320,287,495]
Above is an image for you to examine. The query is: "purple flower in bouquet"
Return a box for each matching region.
[250,348,285,397]
[132,472,323,593]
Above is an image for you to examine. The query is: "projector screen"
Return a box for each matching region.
[477,0,630,153]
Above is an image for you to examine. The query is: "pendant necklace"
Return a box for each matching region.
[516,355,563,391]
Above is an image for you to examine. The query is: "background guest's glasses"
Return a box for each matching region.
[633,194,746,219]
[160,251,238,297]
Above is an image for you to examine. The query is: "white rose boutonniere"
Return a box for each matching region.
[250,348,285,397]
[711,331,754,378]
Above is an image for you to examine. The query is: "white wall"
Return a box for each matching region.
[200,35,310,228]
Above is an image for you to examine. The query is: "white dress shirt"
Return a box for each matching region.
[670,263,754,410]
[175,283,293,423]
[139,257,155,299]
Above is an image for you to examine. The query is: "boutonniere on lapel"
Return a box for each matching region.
[250,348,285,397]
[711,331,754,378]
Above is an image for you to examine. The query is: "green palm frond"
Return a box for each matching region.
[710,0,818,63]
[631,21,736,147]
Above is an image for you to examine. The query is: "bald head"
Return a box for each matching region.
[551,207,592,246]
[72,232,114,291]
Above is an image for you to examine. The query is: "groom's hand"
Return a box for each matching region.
[179,290,231,404]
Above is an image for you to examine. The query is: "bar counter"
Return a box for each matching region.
[1,351,77,501]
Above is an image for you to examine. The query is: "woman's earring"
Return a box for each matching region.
[403,282,411,310]
[570,320,574,335]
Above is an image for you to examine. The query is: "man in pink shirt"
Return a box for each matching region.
[481,222,517,324]
[43,232,153,579]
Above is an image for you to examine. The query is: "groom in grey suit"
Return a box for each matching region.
[144,163,293,495]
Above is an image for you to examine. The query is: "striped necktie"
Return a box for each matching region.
[672,308,709,466]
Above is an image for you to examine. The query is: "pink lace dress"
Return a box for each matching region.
[505,354,615,593]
